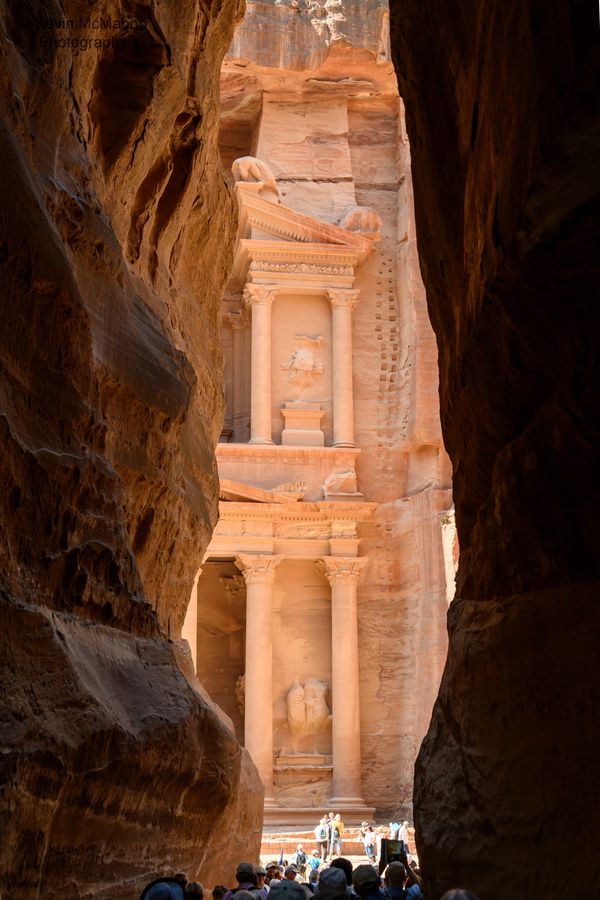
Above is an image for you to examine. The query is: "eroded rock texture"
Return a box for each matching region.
[389,1,600,896]
[0,1,263,896]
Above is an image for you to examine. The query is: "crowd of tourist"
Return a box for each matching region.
[138,815,479,900]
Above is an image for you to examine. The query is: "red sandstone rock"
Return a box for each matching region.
[0,1,262,896]
[390,1,600,896]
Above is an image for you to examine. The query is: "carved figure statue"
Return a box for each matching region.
[286,678,331,752]
[235,673,245,714]
[281,335,324,386]
[323,468,358,495]
[231,156,280,203]
[339,206,382,234]
[287,680,306,748]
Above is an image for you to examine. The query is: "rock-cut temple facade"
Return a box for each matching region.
[181,4,458,825]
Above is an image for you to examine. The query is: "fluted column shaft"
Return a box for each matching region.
[318,556,368,802]
[236,554,283,804]
[243,285,278,444]
[327,289,360,447]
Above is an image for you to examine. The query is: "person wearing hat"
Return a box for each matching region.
[140,877,186,900]
[313,866,349,900]
[256,867,269,894]
[269,878,311,900]
[352,866,384,900]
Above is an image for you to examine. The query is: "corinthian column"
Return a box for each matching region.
[235,553,284,806]
[243,284,279,444]
[317,556,369,803]
[327,289,360,447]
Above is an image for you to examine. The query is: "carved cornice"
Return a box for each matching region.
[327,288,361,311]
[216,501,377,523]
[216,444,361,465]
[243,284,279,307]
[316,556,369,585]
[235,553,284,584]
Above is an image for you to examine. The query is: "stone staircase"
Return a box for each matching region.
[261,826,416,861]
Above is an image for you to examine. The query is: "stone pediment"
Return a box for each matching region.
[219,477,304,504]
[236,182,377,251]
[228,181,378,291]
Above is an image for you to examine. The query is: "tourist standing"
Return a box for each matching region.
[329,814,344,858]
[314,817,329,861]
[294,844,308,877]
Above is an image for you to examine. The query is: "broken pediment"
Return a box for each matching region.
[219,477,305,504]
[227,175,379,291]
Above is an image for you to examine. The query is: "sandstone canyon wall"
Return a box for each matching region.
[389,1,600,897]
[215,0,454,819]
[0,1,263,897]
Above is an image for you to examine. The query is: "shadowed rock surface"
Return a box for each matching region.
[389,1,600,897]
[0,1,263,896]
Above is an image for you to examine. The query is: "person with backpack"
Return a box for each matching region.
[294,844,307,877]
[329,814,344,858]
[314,817,329,861]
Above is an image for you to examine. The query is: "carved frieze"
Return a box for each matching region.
[249,261,353,277]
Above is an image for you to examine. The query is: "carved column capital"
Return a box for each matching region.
[243,284,279,308]
[316,556,368,586]
[236,554,284,585]
[326,288,360,311]
[227,308,250,330]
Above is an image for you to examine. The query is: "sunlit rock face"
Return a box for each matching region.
[389,1,600,896]
[215,0,454,821]
[0,1,263,896]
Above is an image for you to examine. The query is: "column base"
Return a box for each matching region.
[249,438,275,445]
[332,441,357,448]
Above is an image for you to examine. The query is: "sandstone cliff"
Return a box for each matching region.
[0,1,263,896]
[220,0,453,819]
[390,1,600,896]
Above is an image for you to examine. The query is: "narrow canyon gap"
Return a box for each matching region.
[389,1,600,897]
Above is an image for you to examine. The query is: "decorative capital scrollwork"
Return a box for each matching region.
[243,284,279,308]
[235,554,284,584]
[316,556,368,585]
[326,289,360,311]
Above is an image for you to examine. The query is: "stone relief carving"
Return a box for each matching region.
[281,335,324,385]
[232,156,280,203]
[323,468,358,495]
[273,480,308,494]
[287,678,331,752]
[220,574,245,595]
[249,261,353,276]
[339,205,382,234]
[235,673,245,714]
